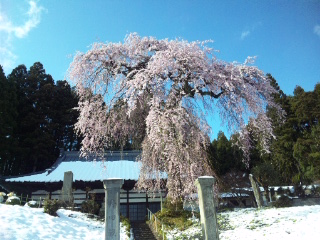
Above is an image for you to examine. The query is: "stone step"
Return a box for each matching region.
[131,222,157,240]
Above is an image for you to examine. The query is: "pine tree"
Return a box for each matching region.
[51,80,81,151]
[0,66,18,175]
[5,63,79,175]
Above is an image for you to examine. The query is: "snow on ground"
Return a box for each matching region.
[219,205,320,240]
[167,205,320,240]
[0,204,129,240]
[1,204,320,240]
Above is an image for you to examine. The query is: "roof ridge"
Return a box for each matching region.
[60,150,142,162]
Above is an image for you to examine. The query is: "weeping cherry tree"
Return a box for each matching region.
[68,33,283,201]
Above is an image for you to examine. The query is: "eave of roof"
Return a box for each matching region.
[5,151,142,183]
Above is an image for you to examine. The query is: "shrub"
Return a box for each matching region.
[26,200,38,208]
[309,185,320,196]
[277,187,284,195]
[294,185,305,197]
[0,192,6,203]
[44,199,60,216]
[81,199,100,215]
[273,195,292,208]
[120,215,131,237]
[163,197,184,212]
[6,196,21,205]
[217,214,235,231]
[154,199,198,231]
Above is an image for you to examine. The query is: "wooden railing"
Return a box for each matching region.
[147,208,166,240]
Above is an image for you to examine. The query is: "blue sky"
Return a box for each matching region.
[1,0,320,138]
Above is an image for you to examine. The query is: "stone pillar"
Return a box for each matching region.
[249,174,264,208]
[270,187,275,202]
[61,171,73,203]
[195,176,219,240]
[103,178,124,240]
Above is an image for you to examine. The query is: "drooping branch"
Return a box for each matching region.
[68,33,284,201]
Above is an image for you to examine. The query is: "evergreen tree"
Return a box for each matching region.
[0,65,18,175]
[208,131,245,176]
[263,75,298,183]
[267,74,320,184]
[3,62,81,175]
[291,85,320,183]
[7,63,55,173]
[208,75,319,186]
[51,80,81,151]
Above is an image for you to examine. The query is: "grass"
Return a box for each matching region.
[150,199,238,239]
[120,215,131,237]
[217,214,235,231]
[154,208,196,231]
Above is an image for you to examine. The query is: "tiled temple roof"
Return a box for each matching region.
[5,151,142,183]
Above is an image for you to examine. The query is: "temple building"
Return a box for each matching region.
[1,150,165,222]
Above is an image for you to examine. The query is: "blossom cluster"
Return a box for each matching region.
[68,33,283,200]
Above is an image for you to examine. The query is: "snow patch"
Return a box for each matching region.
[0,204,129,240]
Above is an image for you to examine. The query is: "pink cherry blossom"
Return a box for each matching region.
[68,33,284,201]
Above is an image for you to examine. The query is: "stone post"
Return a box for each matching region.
[103,178,124,240]
[270,187,275,202]
[160,191,163,212]
[249,174,264,208]
[61,171,73,203]
[195,176,219,240]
